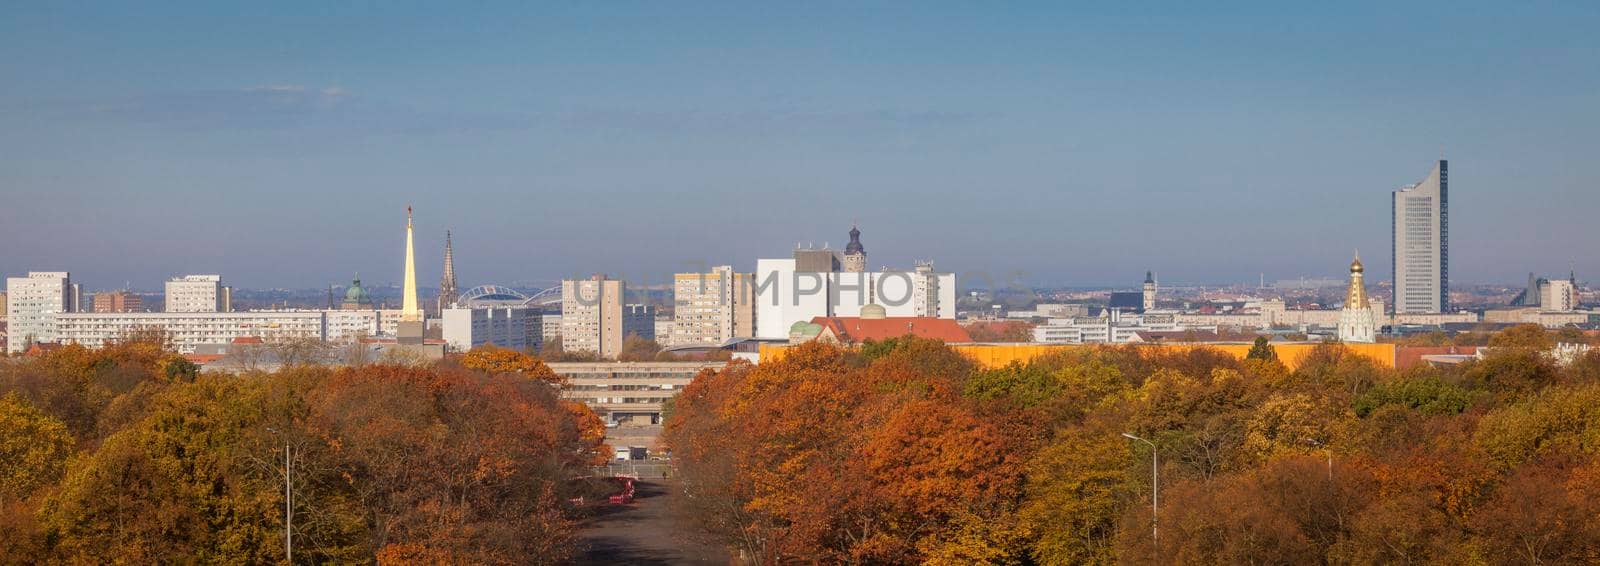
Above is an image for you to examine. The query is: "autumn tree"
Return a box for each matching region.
[460,344,562,383]
[617,335,664,361]
[965,320,1036,342]
[0,393,74,501]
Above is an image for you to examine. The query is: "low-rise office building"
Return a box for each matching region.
[1034,311,1187,344]
[1483,307,1595,329]
[553,361,726,449]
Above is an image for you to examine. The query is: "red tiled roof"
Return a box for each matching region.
[811,316,972,344]
[232,336,265,344]
[184,354,226,365]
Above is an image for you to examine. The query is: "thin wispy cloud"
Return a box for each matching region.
[15,85,985,138]
[75,85,354,130]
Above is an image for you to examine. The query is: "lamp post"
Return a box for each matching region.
[1122,432,1158,544]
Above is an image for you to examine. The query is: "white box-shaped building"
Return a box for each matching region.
[442,307,533,352]
[754,259,956,339]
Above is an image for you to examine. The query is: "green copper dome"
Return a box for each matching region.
[344,276,372,306]
[789,321,823,338]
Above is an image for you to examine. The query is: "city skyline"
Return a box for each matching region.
[4,3,1599,287]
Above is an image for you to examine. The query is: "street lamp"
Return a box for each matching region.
[267,427,293,563]
[1122,432,1158,544]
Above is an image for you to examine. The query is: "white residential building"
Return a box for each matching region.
[6,272,72,353]
[1542,279,1578,312]
[541,314,562,343]
[49,309,406,354]
[562,276,626,358]
[53,311,326,353]
[668,266,756,346]
[165,275,226,313]
[325,310,384,342]
[442,307,535,352]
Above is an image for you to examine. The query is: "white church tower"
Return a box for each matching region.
[1338,252,1377,343]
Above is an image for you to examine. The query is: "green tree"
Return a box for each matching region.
[1352,374,1474,418]
[1246,336,1278,363]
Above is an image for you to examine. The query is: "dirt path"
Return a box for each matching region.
[575,480,732,565]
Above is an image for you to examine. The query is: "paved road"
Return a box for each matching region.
[575,480,732,565]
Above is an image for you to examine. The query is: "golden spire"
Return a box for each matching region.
[401,206,421,321]
[1346,250,1368,309]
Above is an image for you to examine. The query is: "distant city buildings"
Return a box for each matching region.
[165,275,228,313]
[93,290,143,313]
[1482,307,1595,329]
[667,266,755,346]
[1393,160,1449,313]
[562,275,626,358]
[1034,310,1185,344]
[6,272,72,354]
[1510,272,1580,312]
[1005,303,1090,319]
[754,227,956,340]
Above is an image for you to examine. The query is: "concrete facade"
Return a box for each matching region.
[165,275,225,313]
[668,266,756,346]
[53,311,326,353]
[1393,160,1449,313]
[93,291,144,313]
[6,272,72,353]
[562,276,626,358]
[442,307,534,352]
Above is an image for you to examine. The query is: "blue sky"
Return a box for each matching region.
[2,2,1597,290]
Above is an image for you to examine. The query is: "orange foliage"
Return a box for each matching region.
[459,345,562,383]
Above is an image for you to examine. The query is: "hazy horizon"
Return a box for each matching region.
[4,3,1597,290]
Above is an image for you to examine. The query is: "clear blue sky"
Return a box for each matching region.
[2,2,1596,290]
